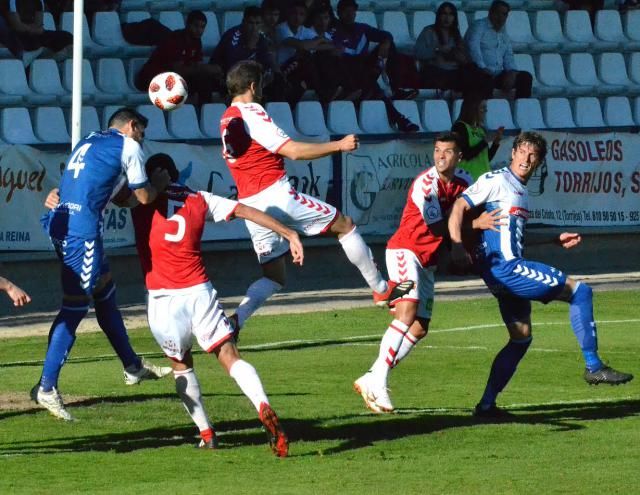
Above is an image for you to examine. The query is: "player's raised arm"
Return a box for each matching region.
[233,203,304,266]
[278,134,359,161]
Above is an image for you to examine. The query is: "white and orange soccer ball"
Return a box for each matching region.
[148,72,188,111]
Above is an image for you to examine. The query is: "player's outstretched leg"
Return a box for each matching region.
[336,223,414,307]
[474,337,532,418]
[234,276,282,332]
[93,281,172,384]
[174,367,218,449]
[32,299,89,420]
[224,349,288,457]
[568,282,633,386]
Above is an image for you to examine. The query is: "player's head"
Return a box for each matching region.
[185,10,207,39]
[108,107,148,143]
[145,153,179,183]
[226,60,264,101]
[510,131,547,183]
[433,132,462,178]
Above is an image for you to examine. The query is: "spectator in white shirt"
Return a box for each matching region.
[464,0,532,99]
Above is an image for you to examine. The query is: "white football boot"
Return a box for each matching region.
[124,358,172,385]
[31,385,74,421]
[353,373,395,413]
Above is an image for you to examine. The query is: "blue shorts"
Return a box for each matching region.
[480,258,567,323]
[51,234,110,297]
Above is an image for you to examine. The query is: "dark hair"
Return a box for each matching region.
[512,132,547,160]
[260,0,279,11]
[226,60,263,97]
[489,0,510,13]
[434,131,462,151]
[108,107,148,129]
[458,96,485,127]
[435,2,462,44]
[288,0,307,11]
[186,10,207,26]
[145,153,179,182]
[243,6,262,20]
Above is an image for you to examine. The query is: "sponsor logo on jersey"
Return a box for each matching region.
[509,206,529,219]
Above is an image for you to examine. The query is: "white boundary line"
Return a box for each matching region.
[1,319,638,367]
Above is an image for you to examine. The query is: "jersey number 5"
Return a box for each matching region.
[165,200,186,243]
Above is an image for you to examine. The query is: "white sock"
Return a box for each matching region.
[229,359,269,412]
[369,320,409,385]
[235,277,282,327]
[339,226,386,293]
[394,331,420,366]
[174,369,211,432]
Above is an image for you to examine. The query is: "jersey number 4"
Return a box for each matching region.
[165,200,186,243]
[67,143,92,179]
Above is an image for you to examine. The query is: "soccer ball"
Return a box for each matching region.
[148,72,188,111]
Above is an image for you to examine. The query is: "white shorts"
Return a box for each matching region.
[147,282,233,362]
[240,176,338,263]
[386,248,436,319]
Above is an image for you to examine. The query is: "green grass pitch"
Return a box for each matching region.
[1,290,638,494]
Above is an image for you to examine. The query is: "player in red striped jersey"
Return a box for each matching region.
[124,153,300,456]
[354,132,502,413]
[219,60,413,335]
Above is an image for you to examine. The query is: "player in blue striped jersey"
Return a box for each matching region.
[32,108,173,421]
[449,131,633,418]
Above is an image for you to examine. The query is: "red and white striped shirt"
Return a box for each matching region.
[387,167,470,267]
[219,102,291,199]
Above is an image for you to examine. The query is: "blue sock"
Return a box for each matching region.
[94,281,140,370]
[479,337,532,408]
[40,300,89,392]
[569,283,602,372]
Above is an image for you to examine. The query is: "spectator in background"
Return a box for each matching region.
[275,0,329,105]
[43,0,121,25]
[331,0,419,132]
[464,0,532,99]
[0,274,31,307]
[260,0,281,47]
[210,6,286,103]
[617,0,640,13]
[0,0,72,65]
[308,4,361,102]
[415,2,492,98]
[451,96,503,181]
[135,10,223,106]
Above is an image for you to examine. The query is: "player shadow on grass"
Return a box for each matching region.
[284,397,640,456]
[3,398,638,456]
[0,416,296,456]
